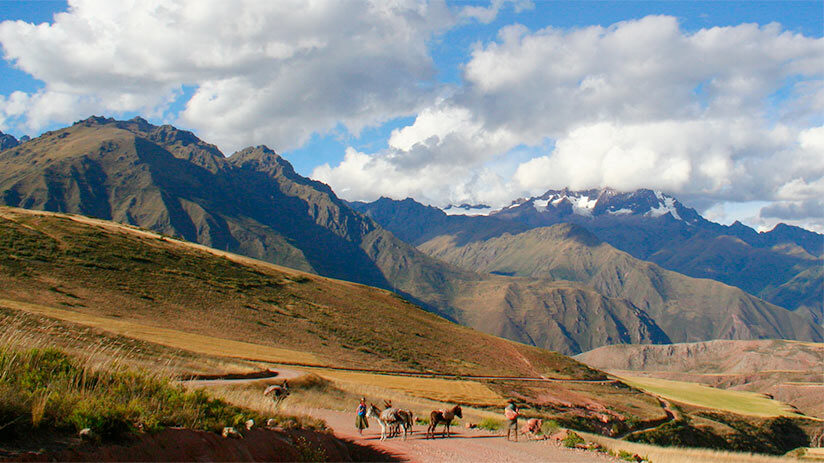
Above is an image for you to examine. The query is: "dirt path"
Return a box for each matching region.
[187,369,622,461]
[288,407,619,463]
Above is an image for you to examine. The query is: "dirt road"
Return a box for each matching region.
[187,369,620,462]
[297,408,619,463]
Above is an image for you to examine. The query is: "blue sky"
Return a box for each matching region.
[0,1,822,231]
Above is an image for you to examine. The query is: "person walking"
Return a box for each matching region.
[504,399,520,441]
[356,397,369,435]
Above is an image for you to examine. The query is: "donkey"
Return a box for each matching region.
[381,400,413,438]
[263,380,289,407]
[367,403,407,441]
[426,404,462,438]
[389,409,414,438]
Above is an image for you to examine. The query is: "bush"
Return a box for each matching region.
[540,419,560,436]
[0,345,266,442]
[295,435,327,462]
[562,430,585,448]
[477,418,502,431]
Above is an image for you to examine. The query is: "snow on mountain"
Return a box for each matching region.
[647,191,681,220]
[533,191,598,216]
[439,188,701,222]
[493,187,701,223]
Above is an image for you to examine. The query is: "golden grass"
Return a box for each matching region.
[799,447,824,461]
[582,432,801,463]
[0,307,262,376]
[618,375,802,418]
[0,298,319,365]
[311,369,505,406]
[195,371,505,431]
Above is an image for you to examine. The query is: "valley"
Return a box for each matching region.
[1,205,819,461]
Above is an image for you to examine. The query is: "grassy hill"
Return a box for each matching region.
[418,224,822,344]
[0,206,590,378]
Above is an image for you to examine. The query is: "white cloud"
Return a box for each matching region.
[312,147,516,207]
[458,0,534,24]
[0,0,454,152]
[317,15,823,230]
[2,5,822,230]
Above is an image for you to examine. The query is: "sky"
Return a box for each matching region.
[0,0,822,232]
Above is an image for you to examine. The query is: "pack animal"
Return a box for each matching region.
[426,404,462,438]
[263,380,289,406]
[367,403,408,441]
[380,401,414,438]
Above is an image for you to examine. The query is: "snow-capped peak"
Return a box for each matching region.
[533,191,598,216]
[495,187,697,223]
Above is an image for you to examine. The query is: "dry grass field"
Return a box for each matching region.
[309,369,505,405]
[0,298,320,365]
[583,431,811,463]
[617,375,805,418]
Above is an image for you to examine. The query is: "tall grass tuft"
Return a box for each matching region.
[0,344,264,442]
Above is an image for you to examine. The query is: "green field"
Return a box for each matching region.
[618,375,803,418]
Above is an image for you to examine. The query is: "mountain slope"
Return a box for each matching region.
[418,224,822,344]
[0,117,819,354]
[0,205,591,378]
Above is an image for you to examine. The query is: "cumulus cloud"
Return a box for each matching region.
[317,15,824,230]
[0,0,453,152]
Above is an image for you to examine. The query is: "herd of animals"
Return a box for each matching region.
[260,379,544,441]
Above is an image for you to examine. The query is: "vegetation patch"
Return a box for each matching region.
[477,417,502,431]
[618,375,800,418]
[0,345,276,445]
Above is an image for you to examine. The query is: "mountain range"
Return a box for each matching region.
[350,189,823,322]
[0,116,820,354]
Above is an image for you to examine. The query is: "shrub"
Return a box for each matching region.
[562,430,585,448]
[477,418,502,431]
[540,419,560,436]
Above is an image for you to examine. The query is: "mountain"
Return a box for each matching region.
[351,189,823,318]
[418,224,822,344]
[0,130,19,151]
[0,117,673,354]
[0,117,820,355]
